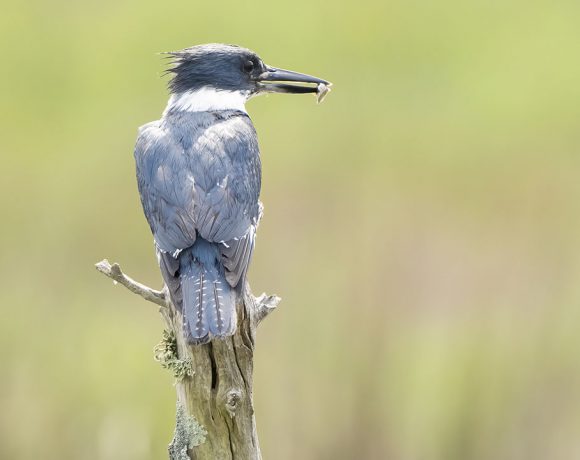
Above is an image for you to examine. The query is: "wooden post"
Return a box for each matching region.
[95,259,280,460]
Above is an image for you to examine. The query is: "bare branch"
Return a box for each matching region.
[254,293,281,324]
[95,259,168,308]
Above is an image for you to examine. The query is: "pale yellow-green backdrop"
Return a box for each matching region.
[1,0,580,459]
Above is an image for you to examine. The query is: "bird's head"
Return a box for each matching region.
[164,44,331,112]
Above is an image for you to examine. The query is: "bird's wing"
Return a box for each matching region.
[134,121,197,255]
[220,217,258,286]
[135,114,261,287]
[187,114,261,287]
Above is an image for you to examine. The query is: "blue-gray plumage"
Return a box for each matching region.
[134,44,330,344]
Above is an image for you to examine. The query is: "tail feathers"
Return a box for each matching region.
[180,254,236,345]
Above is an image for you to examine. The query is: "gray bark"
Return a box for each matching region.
[95,259,280,460]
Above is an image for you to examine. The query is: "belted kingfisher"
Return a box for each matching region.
[134,44,330,344]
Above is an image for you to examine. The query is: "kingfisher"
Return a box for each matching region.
[134,44,330,344]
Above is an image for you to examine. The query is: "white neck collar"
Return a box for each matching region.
[164,87,249,115]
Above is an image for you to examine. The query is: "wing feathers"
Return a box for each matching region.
[222,225,255,287]
[135,112,261,292]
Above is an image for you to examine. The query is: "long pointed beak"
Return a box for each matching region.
[257,66,331,96]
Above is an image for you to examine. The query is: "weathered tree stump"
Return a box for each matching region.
[95,259,279,460]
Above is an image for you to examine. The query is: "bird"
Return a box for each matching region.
[134,44,330,344]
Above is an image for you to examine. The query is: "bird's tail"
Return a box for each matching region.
[173,239,237,344]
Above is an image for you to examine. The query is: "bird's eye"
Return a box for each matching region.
[243,60,254,73]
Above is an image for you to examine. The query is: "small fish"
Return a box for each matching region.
[316,83,332,103]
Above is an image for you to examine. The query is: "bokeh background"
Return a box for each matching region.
[2,1,580,459]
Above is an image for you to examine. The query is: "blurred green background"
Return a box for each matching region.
[2,0,580,459]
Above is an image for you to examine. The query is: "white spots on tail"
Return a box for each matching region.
[182,264,235,341]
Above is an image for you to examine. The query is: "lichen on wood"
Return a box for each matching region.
[168,402,207,460]
[154,330,193,380]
